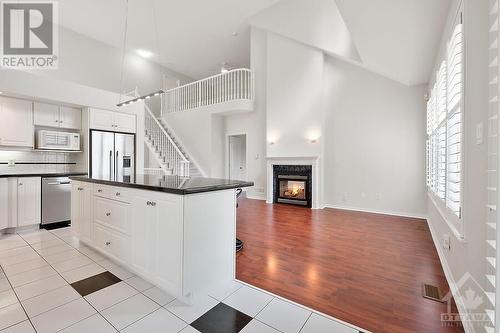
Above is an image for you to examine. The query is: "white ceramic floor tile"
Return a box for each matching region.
[60,236,81,248]
[0,303,27,330]
[223,286,273,317]
[256,298,311,333]
[30,238,65,251]
[85,281,138,311]
[61,263,106,283]
[42,249,82,264]
[208,280,243,301]
[108,266,134,280]
[96,259,119,270]
[80,250,105,262]
[31,298,96,333]
[0,278,11,293]
[100,293,160,330]
[0,320,35,333]
[20,233,57,245]
[52,255,93,273]
[8,266,57,288]
[180,326,201,333]
[165,294,218,324]
[35,244,74,256]
[121,308,187,333]
[3,258,47,277]
[0,252,40,267]
[0,240,27,252]
[48,227,72,237]
[60,314,117,333]
[14,274,68,301]
[143,286,175,306]
[125,276,153,292]
[300,313,358,333]
[0,289,18,310]
[240,319,281,333]
[0,246,33,259]
[21,285,81,317]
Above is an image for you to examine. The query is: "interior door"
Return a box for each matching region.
[229,135,247,181]
[91,131,115,180]
[115,133,135,182]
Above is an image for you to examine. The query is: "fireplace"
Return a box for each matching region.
[273,165,312,207]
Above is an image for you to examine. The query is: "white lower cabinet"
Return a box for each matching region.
[0,179,8,230]
[16,177,41,227]
[94,223,129,264]
[71,181,93,243]
[131,193,183,292]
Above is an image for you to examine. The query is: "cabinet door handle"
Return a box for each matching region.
[105,212,111,216]
[18,183,23,186]
[77,187,83,191]
[97,189,103,193]
[115,192,121,196]
[146,201,157,207]
[105,241,111,246]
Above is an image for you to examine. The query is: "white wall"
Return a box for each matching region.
[322,57,427,216]
[425,0,489,317]
[224,28,268,198]
[27,27,191,94]
[266,33,324,158]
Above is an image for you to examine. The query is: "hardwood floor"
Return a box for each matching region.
[235,197,464,333]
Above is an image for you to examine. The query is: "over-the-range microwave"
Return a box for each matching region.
[37,130,80,151]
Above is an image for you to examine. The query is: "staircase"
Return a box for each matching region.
[144,103,204,177]
[142,68,254,178]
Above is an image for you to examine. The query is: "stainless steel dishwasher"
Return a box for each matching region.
[41,177,72,226]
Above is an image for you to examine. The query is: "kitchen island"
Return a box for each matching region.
[70,175,253,302]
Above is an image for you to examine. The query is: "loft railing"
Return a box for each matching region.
[161,68,254,114]
[144,101,190,177]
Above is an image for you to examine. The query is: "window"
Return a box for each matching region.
[426,10,463,236]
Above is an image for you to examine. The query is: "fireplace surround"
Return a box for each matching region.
[273,165,312,207]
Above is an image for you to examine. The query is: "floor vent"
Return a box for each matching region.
[422,283,444,302]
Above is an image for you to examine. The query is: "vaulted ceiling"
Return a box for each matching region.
[57,0,451,85]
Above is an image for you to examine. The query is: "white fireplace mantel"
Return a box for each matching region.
[266,156,321,209]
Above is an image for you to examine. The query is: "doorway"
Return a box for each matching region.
[228,134,247,181]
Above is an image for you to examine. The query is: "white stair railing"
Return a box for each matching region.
[162,68,254,114]
[144,103,190,177]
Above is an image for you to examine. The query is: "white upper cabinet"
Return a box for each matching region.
[34,102,81,130]
[0,97,33,148]
[17,177,41,227]
[114,112,136,133]
[59,106,82,130]
[90,108,136,133]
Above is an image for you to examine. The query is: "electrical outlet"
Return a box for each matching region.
[8,160,15,167]
[443,234,451,250]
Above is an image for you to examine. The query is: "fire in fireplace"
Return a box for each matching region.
[273,165,312,207]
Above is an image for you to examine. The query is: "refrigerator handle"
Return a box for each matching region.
[109,150,113,181]
[116,151,119,181]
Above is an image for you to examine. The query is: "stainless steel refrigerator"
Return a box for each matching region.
[90,130,135,182]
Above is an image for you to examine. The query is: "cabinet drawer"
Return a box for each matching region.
[94,184,130,203]
[94,197,129,234]
[94,224,129,264]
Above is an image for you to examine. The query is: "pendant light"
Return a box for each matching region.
[117,0,164,107]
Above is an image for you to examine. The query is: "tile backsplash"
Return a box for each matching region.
[0,150,80,175]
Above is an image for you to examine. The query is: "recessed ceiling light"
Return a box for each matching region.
[136,49,153,58]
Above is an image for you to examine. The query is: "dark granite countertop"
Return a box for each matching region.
[0,172,88,178]
[70,175,253,195]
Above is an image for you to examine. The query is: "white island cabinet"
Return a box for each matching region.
[71,176,251,302]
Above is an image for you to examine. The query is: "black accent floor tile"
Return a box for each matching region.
[70,271,121,296]
[191,302,252,333]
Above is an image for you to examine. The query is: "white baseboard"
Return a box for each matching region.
[245,188,266,201]
[426,218,476,333]
[322,204,428,220]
